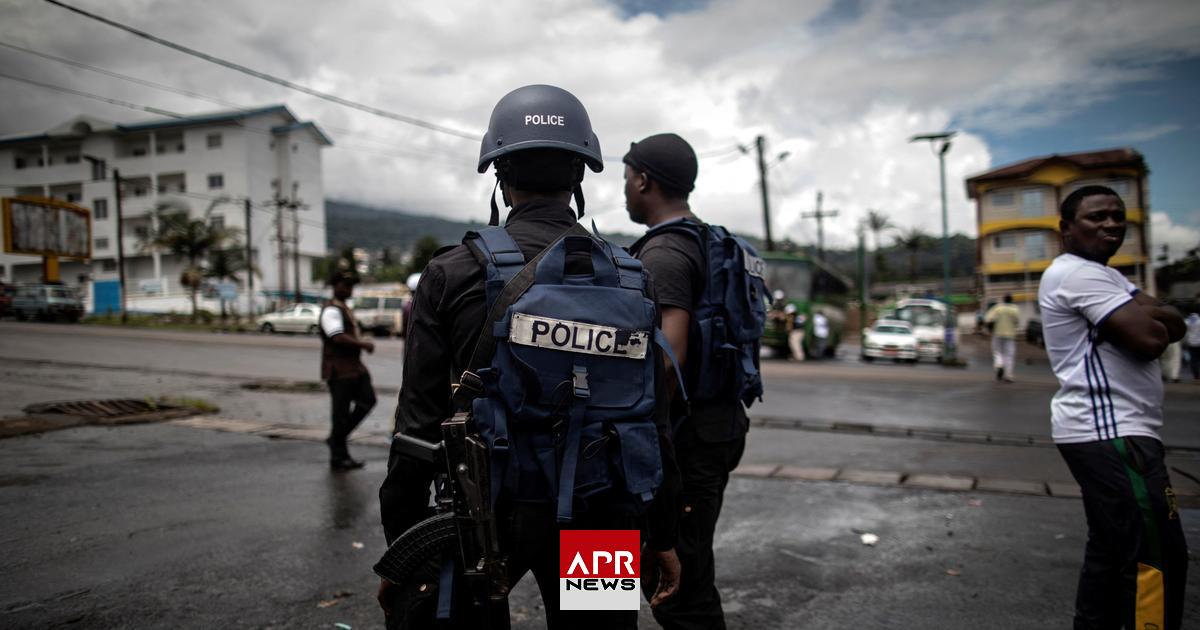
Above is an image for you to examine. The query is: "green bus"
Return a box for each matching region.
[761,251,852,358]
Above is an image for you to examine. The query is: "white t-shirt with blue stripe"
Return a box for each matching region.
[1038,253,1163,444]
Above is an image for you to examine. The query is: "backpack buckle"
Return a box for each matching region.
[572,366,590,399]
[457,370,484,394]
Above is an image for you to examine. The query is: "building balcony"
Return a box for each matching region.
[978,208,1144,237]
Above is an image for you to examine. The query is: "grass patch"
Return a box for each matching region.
[162,397,220,414]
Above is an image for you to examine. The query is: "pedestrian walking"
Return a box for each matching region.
[319,269,377,470]
[1185,311,1200,381]
[624,133,767,630]
[812,311,830,359]
[377,85,681,629]
[984,294,1020,381]
[1038,185,1188,629]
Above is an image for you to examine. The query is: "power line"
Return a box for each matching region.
[0,39,248,111]
[44,0,482,142]
[0,71,184,118]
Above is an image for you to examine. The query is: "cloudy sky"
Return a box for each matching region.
[2,0,1198,257]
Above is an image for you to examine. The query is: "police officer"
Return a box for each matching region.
[319,268,376,470]
[624,133,748,630]
[378,85,681,629]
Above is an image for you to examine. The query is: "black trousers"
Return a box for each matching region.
[1058,436,1188,630]
[642,423,746,630]
[384,493,644,630]
[326,372,376,459]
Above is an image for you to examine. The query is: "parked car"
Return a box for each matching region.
[10,284,85,322]
[257,303,322,334]
[0,282,13,317]
[861,319,918,363]
[352,293,406,336]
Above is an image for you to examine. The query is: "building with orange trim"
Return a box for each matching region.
[965,148,1150,325]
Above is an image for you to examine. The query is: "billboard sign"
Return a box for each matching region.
[2,196,92,259]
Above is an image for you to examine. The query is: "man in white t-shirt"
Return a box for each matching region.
[319,270,376,470]
[1038,185,1188,629]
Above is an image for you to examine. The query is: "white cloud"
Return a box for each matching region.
[1101,123,1183,144]
[1150,211,1200,266]
[1,0,1198,249]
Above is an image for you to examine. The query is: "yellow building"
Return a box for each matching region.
[966,148,1150,323]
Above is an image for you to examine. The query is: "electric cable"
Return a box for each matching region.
[44,0,483,141]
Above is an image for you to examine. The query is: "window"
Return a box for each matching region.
[1025,233,1046,259]
[132,185,148,197]
[206,133,222,149]
[14,157,26,169]
[66,192,82,203]
[210,215,225,231]
[95,237,109,250]
[64,154,80,164]
[208,174,224,190]
[93,199,108,220]
[993,234,1016,249]
[101,259,116,272]
[131,147,147,157]
[134,226,150,239]
[990,191,1015,206]
[1021,189,1044,217]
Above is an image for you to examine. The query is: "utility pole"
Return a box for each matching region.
[754,135,774,252]
[910,131,957,364]
[244,197,253,317]
[291,200,302,304]
[113,169,127,324]
[275,197,287,304]
[857,225,867,329]
[801,191,839,259]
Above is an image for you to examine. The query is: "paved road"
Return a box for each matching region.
[4,321,1198,446]
[2,424,1196,629]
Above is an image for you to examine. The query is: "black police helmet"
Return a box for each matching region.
[478,85,603,174]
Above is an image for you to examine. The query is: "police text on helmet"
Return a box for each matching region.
[525,114,565,126]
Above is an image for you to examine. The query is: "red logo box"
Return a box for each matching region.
[559,530,640,611]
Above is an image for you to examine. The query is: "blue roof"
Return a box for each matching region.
[0,104,331,147]
[117,104,292,132]
[271,121,332,146]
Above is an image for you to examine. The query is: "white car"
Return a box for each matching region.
[861,319,918,363]
[257,303,322,334]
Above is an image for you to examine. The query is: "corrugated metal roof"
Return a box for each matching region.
[965,148,1145,197]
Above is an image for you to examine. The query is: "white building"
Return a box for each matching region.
[0,104,330,314]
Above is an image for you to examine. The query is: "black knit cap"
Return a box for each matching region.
[622,133,698,194]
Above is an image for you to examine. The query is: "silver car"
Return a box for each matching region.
[257,303,322,334]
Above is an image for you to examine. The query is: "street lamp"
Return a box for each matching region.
[909,131,957,364]
[83,155,126,324]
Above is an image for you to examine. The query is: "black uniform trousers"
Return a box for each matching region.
[642,422,746,630]
[384,490,645,630]
[1058,436,1188,630]
[326,372,376,459]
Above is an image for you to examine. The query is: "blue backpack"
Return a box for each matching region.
[460,224,682,523]
[632,218,768,408]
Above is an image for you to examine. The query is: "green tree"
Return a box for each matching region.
[893,227,929,282]
[865,209,893,279]
[138,198,242,322]
[206,247,255,322]
[405,235,442,277]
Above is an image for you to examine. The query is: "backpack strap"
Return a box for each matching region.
[453,222,592,409]
[464,226,526,310]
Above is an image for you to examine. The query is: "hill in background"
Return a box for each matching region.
[325,199,976,282]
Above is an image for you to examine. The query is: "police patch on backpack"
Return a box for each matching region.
[463,226,681,523]
[510,313,649,359]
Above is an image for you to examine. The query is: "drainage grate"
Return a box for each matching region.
[2,398,211,439]
[24,399,183,419]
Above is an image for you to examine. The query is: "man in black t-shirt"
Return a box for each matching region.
[624,133,748,630]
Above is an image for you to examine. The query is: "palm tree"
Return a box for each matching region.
[865,209,893,278]
[893,227,929,282]
[206,247,255,322]
[138,198,243,322]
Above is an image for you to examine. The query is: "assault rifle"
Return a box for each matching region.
[374,411,510,629]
